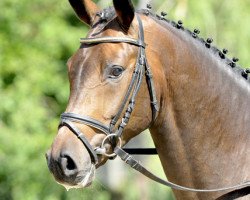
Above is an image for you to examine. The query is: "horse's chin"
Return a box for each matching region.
[57,164,95,191]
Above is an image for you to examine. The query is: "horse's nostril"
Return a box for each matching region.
[60,154,78,177]
[64,155,76,170]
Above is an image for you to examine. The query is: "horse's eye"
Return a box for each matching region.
[109,66,124,78]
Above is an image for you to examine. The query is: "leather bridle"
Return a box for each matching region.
[60,14,158,163]
[59,14,250,195]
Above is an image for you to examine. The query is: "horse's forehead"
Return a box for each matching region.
[88,24,121,38]
[68,41,115,72]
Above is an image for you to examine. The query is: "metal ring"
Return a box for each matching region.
[101,133,122,158]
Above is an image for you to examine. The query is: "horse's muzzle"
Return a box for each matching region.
[45,148,94,189]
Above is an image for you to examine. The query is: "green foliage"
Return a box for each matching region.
[0,0,109,199]
[1,0,250,200]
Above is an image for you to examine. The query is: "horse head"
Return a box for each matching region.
[46,0,159,189]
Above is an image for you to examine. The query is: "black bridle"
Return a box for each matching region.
[60,14,158,163]
[59,14,250,195]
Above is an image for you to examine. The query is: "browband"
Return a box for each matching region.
[80,36,146,48]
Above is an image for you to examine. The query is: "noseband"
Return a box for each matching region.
[59,14,250,195]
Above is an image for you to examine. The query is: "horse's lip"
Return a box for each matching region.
[77,164,95,187]
[57,164,95,190]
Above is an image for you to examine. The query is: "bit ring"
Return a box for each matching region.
[101,134,122,158]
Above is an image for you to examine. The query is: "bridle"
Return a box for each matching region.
[59,14,250,196]
[60,14,158,163]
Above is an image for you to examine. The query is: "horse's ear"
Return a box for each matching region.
[113,0,135,32]
[68,0,100,26]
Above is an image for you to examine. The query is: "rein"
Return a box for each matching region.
[59,14,250,196]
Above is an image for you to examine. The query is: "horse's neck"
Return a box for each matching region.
[149,26,250,199]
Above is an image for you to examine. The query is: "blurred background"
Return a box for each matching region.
[1,0,250,199]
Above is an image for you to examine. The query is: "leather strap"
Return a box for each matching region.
[116,61,144,137]
[109,55,142,132]
[122,148,157,155]
[136,15,159,120]
[59,120,98,164]
[61,113,110,135]
[114,147,250,193]
[80,36,145,48]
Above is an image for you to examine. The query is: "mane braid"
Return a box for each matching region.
[137,9,250,84]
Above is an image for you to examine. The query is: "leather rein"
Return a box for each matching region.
[59,15,250,195]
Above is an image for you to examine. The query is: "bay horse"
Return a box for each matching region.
[46,0,250,199]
